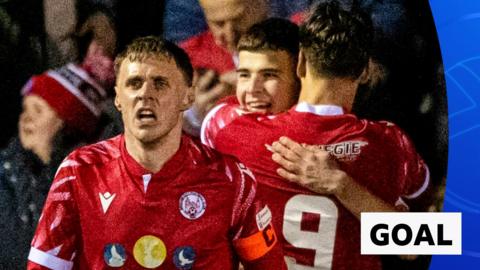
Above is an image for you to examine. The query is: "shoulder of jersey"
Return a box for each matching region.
[361,119,412,146]
[367,120,403,134]
[190,142,254,186]
[209,102,268,124]
[66,135,122,166]
[185,136,225,163]
[375,120,397,128]
[184,136,243,173]
[217,95,238,106]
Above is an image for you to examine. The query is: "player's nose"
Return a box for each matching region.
[137,80,156,100]
[245,76,263,94]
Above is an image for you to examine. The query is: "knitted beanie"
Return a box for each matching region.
[22,63,107,136]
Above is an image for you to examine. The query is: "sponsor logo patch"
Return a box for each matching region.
[133,235,167,268]
[179,192,206,220]
[173,246,196,269]
[303,141,368,161]
[256,205,272,231]
[104,243,126,267]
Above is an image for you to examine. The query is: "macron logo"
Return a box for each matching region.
[99,192,116,214]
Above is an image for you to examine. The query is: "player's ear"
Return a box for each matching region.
[297,49,307,78]
[358,58,371,84]
[114,87,121,111]
[180,85,195,111]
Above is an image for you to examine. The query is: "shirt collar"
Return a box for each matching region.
[294,102,345,116]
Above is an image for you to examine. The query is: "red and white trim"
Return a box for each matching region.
[28,247,73,270]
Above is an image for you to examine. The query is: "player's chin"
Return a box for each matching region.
[132,129,157,143]
[136,127,173,144]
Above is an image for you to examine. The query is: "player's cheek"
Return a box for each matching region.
[236,86,247,105]
[267,82,283,105]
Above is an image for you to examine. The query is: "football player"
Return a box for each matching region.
[27,36,284,270]
[202,3,430,269]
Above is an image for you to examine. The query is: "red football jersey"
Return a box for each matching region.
[180,31,236,75]
[27,135,283,270]
[201,102,430,270]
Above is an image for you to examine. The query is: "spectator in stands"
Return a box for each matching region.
[0,14,113,269]
[0,0,45,147]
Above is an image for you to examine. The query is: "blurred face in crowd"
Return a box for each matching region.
[199,0,268,53]
[19,95,64,159]
[115,56,192,144]
[236,50,298,114]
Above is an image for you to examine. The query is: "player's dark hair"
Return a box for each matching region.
[114,36,193,86]
[237,18,299,59]
[299,2,373,79]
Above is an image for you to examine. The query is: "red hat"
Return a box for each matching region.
[22,63,107,136]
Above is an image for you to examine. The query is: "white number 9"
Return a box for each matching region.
[283,194,338,270]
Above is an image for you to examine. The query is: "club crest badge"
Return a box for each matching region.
[103,243,126,267]
[173,246,196,269]
[179,192,206,220]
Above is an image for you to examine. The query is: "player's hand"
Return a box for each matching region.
[271,136,350,196]
[192,69,236,119]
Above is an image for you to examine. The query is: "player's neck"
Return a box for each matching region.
[298,74,358,112]
[124,121,183,173]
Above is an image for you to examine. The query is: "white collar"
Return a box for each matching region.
[294,102,344,116]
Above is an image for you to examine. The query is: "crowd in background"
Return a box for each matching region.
[0,0,447,269]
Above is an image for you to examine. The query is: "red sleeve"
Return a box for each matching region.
[27,159,80,270]
[225,158,286,270]
[200,103,244,149]
[382,122,431,211]
[216,95,239,106]
[179,31,235,74]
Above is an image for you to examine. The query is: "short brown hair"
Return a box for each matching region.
[237,18,299,58]
[300,2,372,79]
[114,36,193,86]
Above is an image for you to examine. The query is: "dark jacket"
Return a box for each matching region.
[0,137,72,269]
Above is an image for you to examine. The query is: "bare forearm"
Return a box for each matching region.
[335,175,397,220]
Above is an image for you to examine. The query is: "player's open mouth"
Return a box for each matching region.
[247,102,271,111]
[19,122,34,136]
[136,108,157,122]
[22,128,33,136]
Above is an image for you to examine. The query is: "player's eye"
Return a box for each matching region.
[213,20,226,28]
[126,78,143,89]
[263,72,278,79]
[153,78,168,90]
[237,72,250,79]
